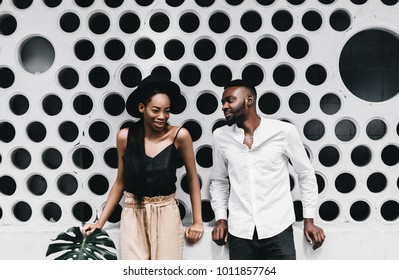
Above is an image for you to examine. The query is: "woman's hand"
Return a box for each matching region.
[81,223,101,236]
[185,222,204,246]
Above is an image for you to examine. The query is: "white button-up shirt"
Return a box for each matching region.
[210,116,318,240]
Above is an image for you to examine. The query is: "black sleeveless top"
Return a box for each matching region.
[123,127,182,197]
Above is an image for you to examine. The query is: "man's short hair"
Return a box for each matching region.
[224,79,257,97]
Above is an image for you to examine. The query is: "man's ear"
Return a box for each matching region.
[138,103,145,113]
[246,94,254,106]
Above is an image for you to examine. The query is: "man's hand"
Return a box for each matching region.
[304,218,326,250]
[212,219,228,246]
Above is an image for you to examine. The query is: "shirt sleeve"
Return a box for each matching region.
[209,131,230,221]
[284,124,318,219]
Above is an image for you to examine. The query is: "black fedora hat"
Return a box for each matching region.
[126,74,184,118]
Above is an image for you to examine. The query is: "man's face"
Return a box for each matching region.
[221,87,247,126]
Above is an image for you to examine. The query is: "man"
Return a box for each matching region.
[210,79,325,260]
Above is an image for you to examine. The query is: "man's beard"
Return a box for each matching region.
[225,104,246,126]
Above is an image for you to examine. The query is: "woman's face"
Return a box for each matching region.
[140,93,171,131]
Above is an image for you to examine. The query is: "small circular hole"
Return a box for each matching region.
[58,67,79,90]
[89,12,110,35]
[273,64,295,87]
[335,173,356,193]
[367,172,387,193]
[209,11,230,33]
[351,145,372,167]
[350,200,370,222]
[194,38,216,61]
[201,200,215,222]
[42,94,62,116]
[119,12,140,34]
[13,201,32,222]
[241,64,264,87]
[0,122,16,143]
[0,14,17,36]
[197,93,218,115]
[0,67,15,89]
[42,148,63,169]
[320,93,341,115]
[330,9,351,31]
[104,39,125,61]
[42,202,62,223]
[9,94,29,115]
[135,38,156,59]
[335,119,357,141]
[150,12,170,33]
[179,64,201,87]
[72,147,94,169]
[196,146,213,168]
[60,12,80,33]
[381,200,399,221]
[303,119,325,141]
[121,65,142,88]
[12,148,31,169]
[319,200,340,221]
[287,36,309,59]
[225,38,247,60]
[88,66,110,88]
[381,145,399,166]
[104,147,118,169]
[182,120,202,142]
[88,121,110,142]
[211,65,232,87]
[319,146,340,167]
[289,92,310,114]
[164,39,185,61]
[27,121,47,142]
[73,94,93,115]
[366,119,387,140]
[302,10,322,31]
[256,37,278,59]
[88,174,109,195]
[179,12,200,33]
[58,121,79,142]
[19,36,55,74]
[0,175,17,196]
[258,92,280,115]
[306,64,327,85]
[272,10,293,32]
[72,201,93,222]
[57,174,78,196]
[241,10,262,32]
[104,93,125,116]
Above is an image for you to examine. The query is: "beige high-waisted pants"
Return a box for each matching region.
[120,192,184,260]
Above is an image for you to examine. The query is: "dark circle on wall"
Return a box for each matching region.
[121,66,142,88]
[350,0,367,4]
[104,147,118,169]
[304,119,325,141]
[60,12,80,33]
[351,145,372,167]
[88,121,110,142]
[179,12,200,33]
[196,146,213,168]
[58,67,79,90]
[381,0,399,5]
[258,92,280,115]
[316,173,326,193]
[74,0,94,7]
[42,94,62,116]
[135,38,156,59]
[0,122,16,143]
[13,201,32,222]
[272,10,293,32]
[350,200,370,222]
[88,174,109,196]
[211,65,232,87]
[59,121,79,142]
[319,200,340,221]
[256,37,278,59]
[381,200,399,221]
[367,172,387,193]
[335,173,356,193]
[194,39,216,61]
[381,145,399,166]
[306,64,327,85]
[318,0,335,3]
[151,66,172,81]
[195,0,215,7]
[179,64,201,87]
[72,202,93,222]
[319,146,340,167]
[104,93,125,116]
[226,0,244,4]
[212,119,227,132]
[335,119,357,142]
[181,174,202,194]
[12,148,31,170]
[289,92,310,114]
[164,39,185,61]
[150,12,170,33]
[119,12,140,34]
[273,65,295,87]
[0,67,15,89]
[108,204,122,223]
[88,12,110,35]
[182,120,202,142]
[72,147,94,169]
[302,10,322,32]
[42,148,63,169]
[287,36,309,59]
[241,11,262,32]
[209,11,230,33]
[166,0,184,6]
[27,121,46,143]
[178,200,186,220]
[329,10,351,32]
[293,200,303,221]
[12,0,32,9]
[136,0,154,6]
[57,174,78,196]
[320,93,341,115]
[366,119,387,140]
[104,39,125,61]
[225,38,248,60]
[288,0,305,4]
[73,94,93,115]
[42,202,62,222]
[256,0,275,4]
[10,94,29,115]
[201,200,215,222]
[0,175,17,196]
[241,64,264,87]
[74,39,95,61]
[104,0,123,8]
[0,14,17,36]
[89,66,110,88]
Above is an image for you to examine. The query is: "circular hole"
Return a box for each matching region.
[42,202,62,223]
[58,67,79,90]
[72,201,93,222]
[196,146,213,168]
[88,174,109,195]
[119,12,140,34]
[225,38,247,60]
[150,12,169,33]
[182,120,202,142]
[316,173,326,193]
[381,0,399,5]
[19,36,55,74]
[13,201,32,222]
[104,39,125,61]
[74,39,95,61]
[201,200,215,222]
[12,148,31,169]
[319,146,340,167]
[335,119,357,141]
[0,122,16,143]
[226,0,244,4]
[166,0,184,6]
[256,37,278,60]
[350,200,370,222]
[60,12,80,33]
[151,66,172,81]
[108,204,122,223]
[212,119,227,132]
[12,0,32,9]
[304,119,325,141]
[88,121,110,142]
[350,0,367,4]
[209,11,230,33]
[181,174,202,194]
[302,10,323,31]
[367,172,387,193]
[335,172,356,193]
[211,65,232,87]
[135,38,156,59]
[289,92,310,114]
[42,148,62,169]
[306,64,327,85]
[88,66,110,88]
[9,94,29,115]
[197,92,218,115]
[0,175,17,196]
[73,94,93,115]
[293,200,303,221]
[177,200,187,220]
[72,147,94,169]
[0,67,15,89]
[258,92,280,115]
[74,0,94,7]
[0,14,17,36]
[27,121,46,142]
[104,0,123,8]
[330,9,351,31]
[59,121,79,142]
[104,147,118,169]
[164,39,185,61]
[89,12,110,35]
[319,200,340,221]
[42,94,62,116]
[351,145,372,167]
[319,0,335,3]
[273,64,295,87]
[288,0,305,4]
[366,119,387,140]
[179,12,200,33]
[320,93,341,115]
[121,65,142,88]
[195,0,215,7]
[289,174,295,191]
[241,10,262,32]
[287,36,309,59]
[241,64,264,87]
[381,200,399,221]
[136,0,154,6]
[104,93,125,116]
[180,64,201,87]
[256,0,276,4]
[194,38,216,61]
[57,174,78,196]
[272,10,293,32]
[381,145,399,166]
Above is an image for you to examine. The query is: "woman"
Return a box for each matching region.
[83,74,203,259]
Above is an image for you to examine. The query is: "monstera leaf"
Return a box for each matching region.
[46,226,117,260]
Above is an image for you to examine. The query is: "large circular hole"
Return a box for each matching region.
[104,93,125,116]
[330,9,351,31]
[19,36,55,74]
[119,12,140,34]
[201,200,215,222]
[42,94,62,116]
[194,38,216,61]
[88,121,110,142]
[381,145,399,166]
[121,65,142,88]
[108,204,122,223]
[335,119,357,142]
[89,66,110,88]
[88,174,109,195]
[72,202,93,222]
[212,119,227,132]
[42,148,63,169]
[104,39,125,61]
[72,147,94,169]
[150,12,169,33]
[0,175,17,196]
[306,64,327,85]
[273,64,295,87]
[241,64,264,87]
[104,147,118,169]
[225,38,247,60]
[58,121,79,142]
[135,38,156,59]
[319,146,340,167]
[89,12,110,34]
[258,92,280,115]
[272,10,293,32]
[58,67,79,90]
[73,94,93,115]
[366,119,387,140]
[209,11,230,33]
[287,36,309,59]
[164,39,185,61]
[350,200,370,222]
[302,10,322,31]
[181,174,203,194]
[351,145,372,167]
[9,94,29,115]
[59,12,80,33]
[12,148,31,169]
[0,67,15,89]
[380,200,399,221]
[151,66,171,81]
[319,200,340,221]
[27,121,47,142]
[196,92,218,115]
[0,14,17,35]
[74,39,95,61]
[13,201,32,222]
[303,119,325,141]
[289,92,310,114]
[42,202,62,223]
[196,146,213,168]
[179,12,200,33]
[182,120,202,142]
[316,173,326,193]
[180,64,201,87]
[335,173,356,193]
[241,10,262,32]
[367,172,387,193]
[211,65,232,87]
[0,122,16,143]
[57,174,78,196]
[320,93,341,115]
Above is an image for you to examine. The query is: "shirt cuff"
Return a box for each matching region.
[302,207,315,219]
[214,210,228,222]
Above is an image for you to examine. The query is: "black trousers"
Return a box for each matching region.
[228,225,296,260]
